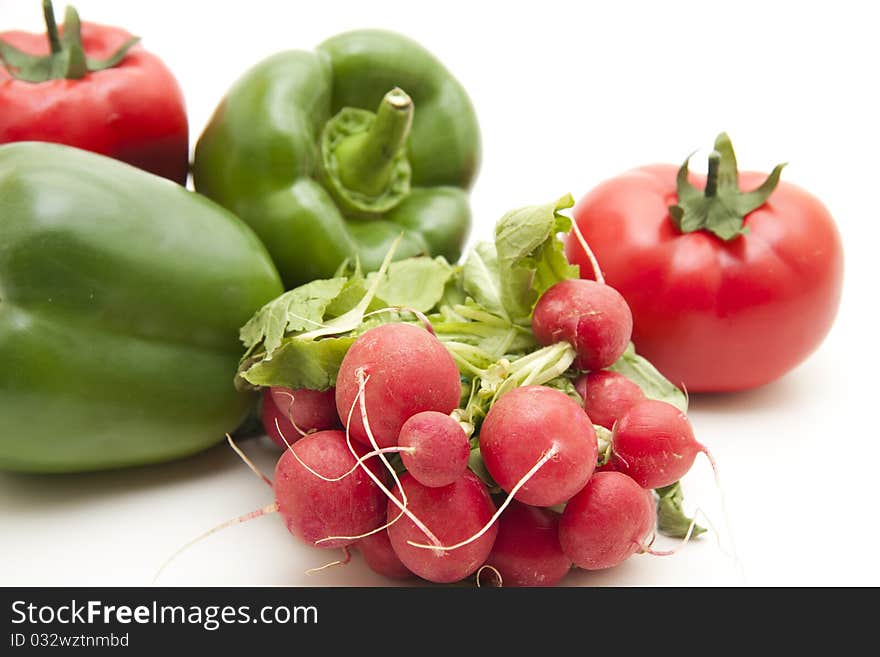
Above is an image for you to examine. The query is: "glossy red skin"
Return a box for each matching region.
[356,530,414,580]
[611,399,699,489]
[273,430,386,549]
[532,279,633,371]
[0,22,188,183]
[566,165,844,391]
[575,370,645,430]
[479,386,597,507]
[484,501,572,587]
[559,471,655,570]
[398,411,470,488]
[335,324,461,449]
[387,471,498,584]
[262,386,340,448]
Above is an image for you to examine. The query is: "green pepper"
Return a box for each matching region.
[192,29,481,288]
[0,143,284,473]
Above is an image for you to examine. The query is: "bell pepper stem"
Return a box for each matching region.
[43,0,62,54]
[335,87,414,197]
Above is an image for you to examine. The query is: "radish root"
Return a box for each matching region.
[568,214,605,284]
[226,433,273,487]
[315,368,444,551]
[362,306,436,336]
[697,444,744,581]
[476,564,503,588]
[406,444,560,552]
[305,546,352,575]
[271,389,309,437]
[278,416,411,484]
[152,502,278,584]
[639,509,701,557]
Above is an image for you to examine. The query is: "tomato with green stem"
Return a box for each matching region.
[566,133,844,392]
[0,1,188,183]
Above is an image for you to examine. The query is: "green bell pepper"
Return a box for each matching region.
[193,29,481,288]
[0,143,284,473]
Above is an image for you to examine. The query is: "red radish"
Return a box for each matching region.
[532,278,633,371]
[479,386,597,507]
[559,471,655,570]
[273,430,387,549]
[356,530,414,580]
[575,370,645,430]
[262,390,301,448]
[262,387,341,448]
[611,398,709,489]
[387,471,498,584]
[398,411,470,488]
[484,501,571,587]
[335,323,461,449]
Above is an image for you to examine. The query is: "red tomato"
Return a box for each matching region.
[565,139,843,392]
[1,10,188,184]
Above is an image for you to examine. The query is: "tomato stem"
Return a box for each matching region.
[704,151,720,198]
[42,0,62,54]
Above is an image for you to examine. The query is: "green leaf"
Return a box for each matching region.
[369,256,454,312]
[239,277,347,357]
[494,194,575,320]
[237,236,406,389]
[0,41,55,82]
[498,263,535,324]
[609,343,688,412]
[64,43,87,79]
[495,194,574,264]
[462,242,506,318]
[656,481,707,539]
[241,336,356,391]
[0,40,40,69]
[734,162,787,216]
[85,36,140,72]
[324,264,368,318]
[526,214,579,300]
[296,235,402,342]
[594,424,612,466]
[439,272,467,309]
[59,5,82,50]
[712,132,740,193]
[468,439,500,492]
[542,374,581,405]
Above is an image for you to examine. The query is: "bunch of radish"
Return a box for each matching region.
[254,278,713,586]
[155,195,720,587]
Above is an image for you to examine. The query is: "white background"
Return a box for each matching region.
[2,0,878,586]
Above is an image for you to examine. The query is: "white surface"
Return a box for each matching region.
[1,0,878,587]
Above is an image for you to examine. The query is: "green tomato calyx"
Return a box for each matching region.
[668,132,786,241]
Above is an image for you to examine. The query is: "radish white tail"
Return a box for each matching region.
[568,214,605,284]
[306,546,352,575]
[476,564,503,588]
[406,444,559,552]
[152,502,278,584]
[315,368,443,551]
[226,433,272,487]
